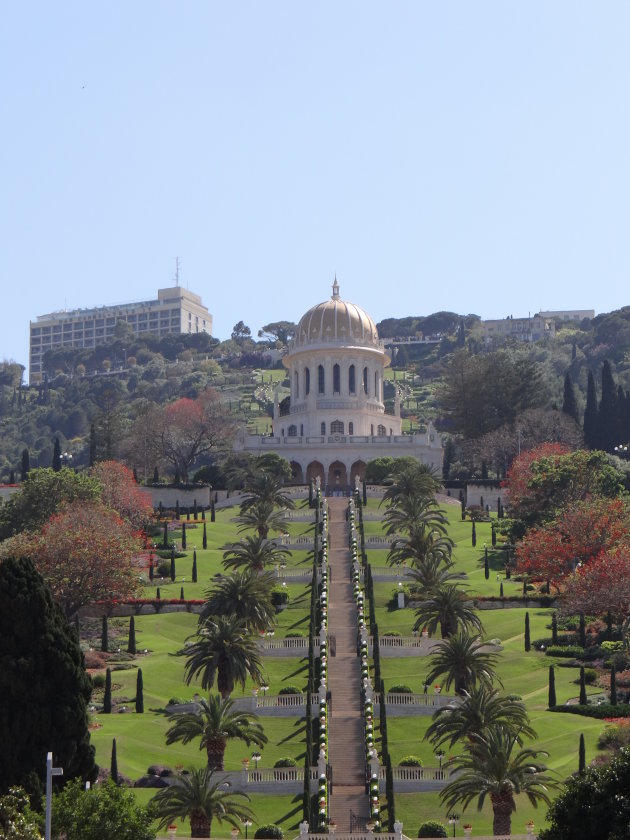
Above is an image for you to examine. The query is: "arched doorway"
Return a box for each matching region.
[327,460,348,493]
[290,461,304,484]
[306,461,325,485]
[350,460,367,487]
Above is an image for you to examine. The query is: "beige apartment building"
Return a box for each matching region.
[29,286,212,382]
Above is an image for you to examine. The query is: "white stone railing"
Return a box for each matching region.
[380,765,448,782]
[260,636,311,650]
[272,567,313,579]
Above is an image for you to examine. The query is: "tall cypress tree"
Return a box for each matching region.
[203,523,208,549]
[170,548,176,582]
[180,586,184,600]
[101,615,108,653]
[127,616,136,655]
[552,613,558,645]
[20,448,30,480]
[524,612,531,652]
[548,665,556,708]
[584,370,599,449]
[599,360,619,452]
[149,560,154,582]
[104,668,112,713]
[211,501,216,522]
[162,521,168,550]
[52,437,62,472]
[110,738,118,784]
[578,733,586,774]
[192,550,198,583]
[136,669,144,714]
[181,522,187,550]
[579,613,586,648]
[579,666,588,705]
[193,500,198,520]
[484,547,489,580]
[472,520,476,547]
[562,372,580,423]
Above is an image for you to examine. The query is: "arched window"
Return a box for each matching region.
[363,366,369,395]
[305,367,310,395]
[377,424,386,437]
[331,420,344,434]
[318,365,325,394]
[294,371,299,399]
[288,425,297,437]
[374,371,380,401]
[333,364,340,394]
[349,421,354,435]
[321,422,326,435]
[349,364,356,394]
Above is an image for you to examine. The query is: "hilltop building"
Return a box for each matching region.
[235,280,443,490]
[29,287,212,382]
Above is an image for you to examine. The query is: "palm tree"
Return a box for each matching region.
[405,557,460,597]
[200,571,275,634]
[383,494,449,539]
[234,499,288,539]
[152,766,254,838]
[380,462,440,507]
[425,631,500,695]
[222,534,291,575]
[425,685,536,749]
[240,472,295,513]
[440,725,555,836]
[180,615,266,699]
[166,694,268,770]
[387,527,454,571]
[413,584,483,638]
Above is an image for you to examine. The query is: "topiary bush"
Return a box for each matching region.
[274,757,298,767]
[255,825,284,839]
[418,821,447,837]
[389,684,413,694]
[398,756,422,766]
[278,686,302,694]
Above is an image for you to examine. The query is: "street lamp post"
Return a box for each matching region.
[251,751,261,769]
[447,813,460,837]
[242,819,253,839]
[45,752,63,840]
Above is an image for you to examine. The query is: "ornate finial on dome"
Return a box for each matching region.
[332,276,340,299]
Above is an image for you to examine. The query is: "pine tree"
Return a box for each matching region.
[460,495,466,521]
[101,615,108,653]
[203,523,208,549]
[562,372,580,423]
[584,370,599,449]
[156,587,161,600]
[524,612,531,652]
[211,501,216,522]
[578,732,586,774]
[472,521,476,547]
[599,360,619,452]
[491,523,496,547]
[180,586,184,600]
[20,448,30,480]
[611,667,617,706]
[162,521,168,550]
[548,665,556,708]
[89,423,97,466]
[484,547,489,580]
[52,437,62,472]
[192,550,198,583]
[500,581,504,597]
[104,668,112,713]
[127,616,136,655]
[181,522,187,550]
[110,738,118,784]
[579,666,588,705]
[363,479,368,507]
[170,548,176,582]
[552,613,558,644]
[136,669,144,714]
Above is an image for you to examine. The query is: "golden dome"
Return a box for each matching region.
[293,280,379,348]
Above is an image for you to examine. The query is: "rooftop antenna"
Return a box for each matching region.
[174,257,180,287]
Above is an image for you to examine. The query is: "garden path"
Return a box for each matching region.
[326,497,370,832]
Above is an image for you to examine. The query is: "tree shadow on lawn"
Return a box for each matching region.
[275,798,304,828]
[281,662,309,681]
[276,719,306,746]
[286,616,310,630]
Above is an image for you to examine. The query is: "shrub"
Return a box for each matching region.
[278,686,302,695]
[254,825,284,839]
[602,641,624,653]
[388,685,413,694]
[156,562,170,577]
[597,720,630,750]
[545,645,593,658]
[285,632,304,638]
[271,588,290,606]
[399,756,423,766]
[576,668,598,686]
[418,821,447,837]
[91,673,106,689]
[274,757,298,767]
[383,631,402,637]
[550,704,630,719]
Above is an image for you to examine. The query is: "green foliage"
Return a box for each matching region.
[273,758,297,767]
[549,704,630,719]
[417,821,447,838]
[53,779,155,840]
[0,787,42,839]
[0,557,96,792]
[538,746,630,840]
[399,756,423,766]
[254,825,284,839]
[0,468,101,539]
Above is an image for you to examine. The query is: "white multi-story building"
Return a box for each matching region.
[29,286,212,382]
[236,280,443,489]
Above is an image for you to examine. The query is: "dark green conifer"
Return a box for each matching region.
[579,666,588,705]
[203,522,208,549]
[170,548,176,582]
[192,550,198,583]
[52,437,62,472]
[127,616,136,655]
[211,501,216,522]
[552,613,558,644]
[180,586,184,600]
[101,615,108,653]
[578,732,585,774]
[471,520,476,547]
[562,372,580,423]
[548,665,556,708]
[579,613,586,648]
[162,521,168,550]
[21,448,30,480]
[181,522,186,550]
[584,369,599,449]
[153,466,159,483]
[524,612,531,651]
[484,547,489,580]
[110,738,118,783]
[136,669,144,714]
[104,668,112,713]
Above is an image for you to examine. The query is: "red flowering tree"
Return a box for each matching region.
[2,502,142,617]
[158,389,234,482]
[563,547,630,625]
[515,498,630,591]
[91,460,153,532]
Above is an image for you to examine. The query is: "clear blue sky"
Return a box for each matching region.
[2,2,629,376]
